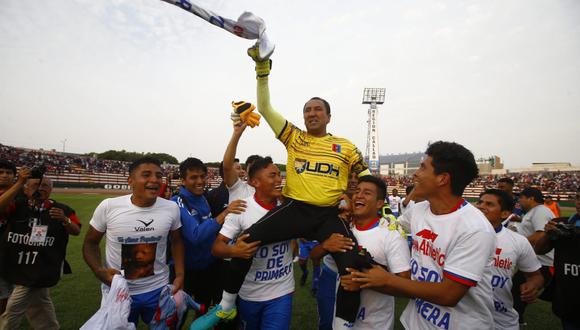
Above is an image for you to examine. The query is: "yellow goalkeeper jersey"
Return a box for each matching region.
[277,121,368,206]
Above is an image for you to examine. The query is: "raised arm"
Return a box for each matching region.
[256,77,286,136]
[248,45,286,136]
[0,168,30,211]
[223,123,247,188]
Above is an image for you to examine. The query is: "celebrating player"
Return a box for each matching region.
[348,141,496,330]
[211,156,295,330]
[83,157,185,326]
[316,175,411,330]
[476,189,544,330]
[190,45,371,330]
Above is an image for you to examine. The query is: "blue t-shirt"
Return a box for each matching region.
[568,213,580,227]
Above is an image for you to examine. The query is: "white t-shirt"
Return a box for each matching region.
[220,196,294,302]
[347,219,411,330]
[400,200,416,216]
[389,196,402,213]
[227,178,255,203]
[399,200,496,330]
[491,227,541,330]
[89,195,182,295]
[515,205,554,266]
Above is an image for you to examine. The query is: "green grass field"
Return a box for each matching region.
[18,193,567,329]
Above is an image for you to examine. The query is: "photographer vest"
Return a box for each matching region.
[0,199,74,288]
[552,234,580,323]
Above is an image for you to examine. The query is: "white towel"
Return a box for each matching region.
[161,0,275,59]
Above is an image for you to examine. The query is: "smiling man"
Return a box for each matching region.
[348,141,496,330]
[211,156,296,330]
[170,157,246,321]
[475,189,543,330]
[313,175,411,330]
[83,157,185,326]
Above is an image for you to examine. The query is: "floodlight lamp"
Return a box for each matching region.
[362,88,386,104]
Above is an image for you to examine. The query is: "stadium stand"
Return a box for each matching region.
[1,143,577,201]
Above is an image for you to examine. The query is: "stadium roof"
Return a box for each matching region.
[379,152,425,164]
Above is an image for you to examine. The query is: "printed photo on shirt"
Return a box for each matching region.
[121,243,156,280]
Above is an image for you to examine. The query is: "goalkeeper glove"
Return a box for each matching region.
[247,44,272,78]
[231,101,261,128]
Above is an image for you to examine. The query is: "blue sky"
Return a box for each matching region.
[1,0,579,168]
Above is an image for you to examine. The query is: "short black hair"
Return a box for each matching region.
[304,97,331,115]
[248,156,273,179]
[0,159,16,175]
[129,157,161,174]
[218,158,240,179]
[498,177,515,186]
[520,187,544,204]
[179,158,207,179]
[426,141,479,197]
[358,175,387,201]
[405,185,414,195]
[245,155,262,172]
[480,189,514,212]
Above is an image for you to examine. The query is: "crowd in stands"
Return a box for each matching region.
[471,172,579,195]
[0,144,130,174]
[2,143,578,197]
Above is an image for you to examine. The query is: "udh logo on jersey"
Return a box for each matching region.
[294,158,339,177]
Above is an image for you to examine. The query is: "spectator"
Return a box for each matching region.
[511,187,554,327]
[0,160,17,315]
[387,188,402,217]
[544,195,561,218]
[0,174,81,330]
[567,190,580,227]
[497,177,523,223]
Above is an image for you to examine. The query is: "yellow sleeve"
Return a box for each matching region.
[257,77,286,136]
[349,146,369,176]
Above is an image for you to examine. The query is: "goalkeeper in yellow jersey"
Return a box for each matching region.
[191,45,372,330]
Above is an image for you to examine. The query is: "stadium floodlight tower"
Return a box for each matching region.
[362,88,386,175]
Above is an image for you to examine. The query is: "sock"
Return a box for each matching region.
[333,316,354,329]
[218,292,237,311]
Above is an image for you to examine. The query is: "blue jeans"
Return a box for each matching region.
[316,263,338,330]
[238,293,293,330]
[129,286,164,325]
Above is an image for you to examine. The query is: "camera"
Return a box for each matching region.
[30,165,46,179]
[548,222,580,240]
